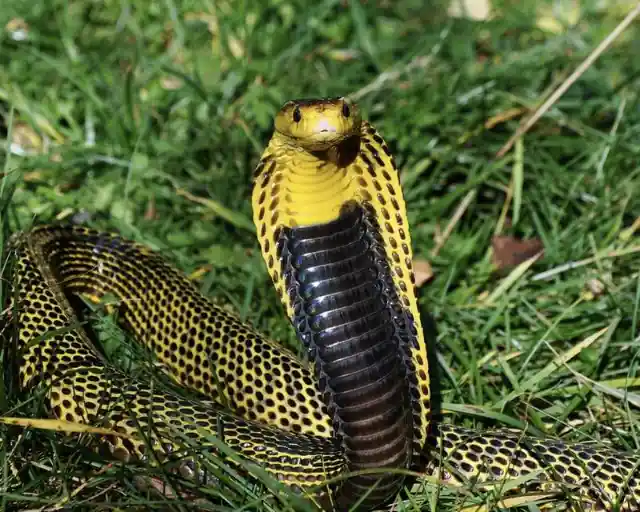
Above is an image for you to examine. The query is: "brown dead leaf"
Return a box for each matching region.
[134,476,180,499]
[413,258,434,287]
[133,475,207,505]
[492,235,544,271]
[23,170,43,182]
[11,122,42,155]
[144,197,157,220]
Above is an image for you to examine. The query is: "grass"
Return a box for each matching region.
[1,0,640,510]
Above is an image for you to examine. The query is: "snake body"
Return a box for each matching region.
[3,97,640,510]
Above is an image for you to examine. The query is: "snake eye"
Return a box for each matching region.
[293,106,302,123]
[342,102,350,118]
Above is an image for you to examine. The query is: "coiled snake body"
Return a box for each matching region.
[4,98,640,510]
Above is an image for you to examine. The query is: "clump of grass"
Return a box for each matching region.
[2,1,640,510]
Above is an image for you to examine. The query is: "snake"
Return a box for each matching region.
[3,97,640,511]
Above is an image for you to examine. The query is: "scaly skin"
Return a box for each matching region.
[4,97,640,511]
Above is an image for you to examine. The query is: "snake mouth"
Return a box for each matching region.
[316,119,337,133]
[291,131,356,153]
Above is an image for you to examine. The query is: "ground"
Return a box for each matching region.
[1,0,640,510]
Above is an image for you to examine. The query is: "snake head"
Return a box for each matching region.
[274,97,362,151]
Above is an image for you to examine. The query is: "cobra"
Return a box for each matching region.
[3,97,640,511]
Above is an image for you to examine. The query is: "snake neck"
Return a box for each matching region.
[254,130,365,227]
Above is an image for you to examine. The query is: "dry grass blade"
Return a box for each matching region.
[495,3,640,158]
[432,190,476,257]
[0,416,132,438]
[483,250,542,304]
[459,492,559,512]
[175,187,255,233]
[532,245,640,281]
[496,323,615,408]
